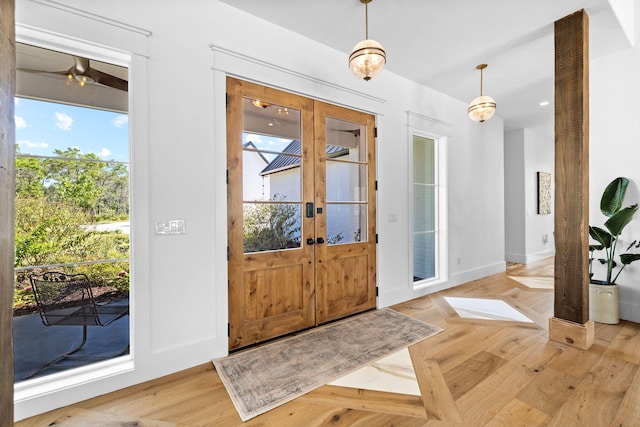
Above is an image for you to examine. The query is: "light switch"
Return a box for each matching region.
[155,219,186,235]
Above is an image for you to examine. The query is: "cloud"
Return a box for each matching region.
[55,112,73,131]
[96,148,112,158]
[15,116,27,129]
[113,114,128,128]
[17,139,48,149]
[245,135,264,144]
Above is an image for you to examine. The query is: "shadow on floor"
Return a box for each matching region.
[12,304,129,382]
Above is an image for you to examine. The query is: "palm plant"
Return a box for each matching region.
[589,177,640,285]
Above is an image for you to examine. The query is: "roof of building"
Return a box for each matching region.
[259,140,348,176]
[242,141,270,165]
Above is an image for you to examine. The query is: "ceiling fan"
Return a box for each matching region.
[18,55,128,92]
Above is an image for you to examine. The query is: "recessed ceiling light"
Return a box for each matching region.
[539,100,550,107]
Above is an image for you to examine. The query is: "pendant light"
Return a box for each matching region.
[467,64,496,122]
[349,0,386,81]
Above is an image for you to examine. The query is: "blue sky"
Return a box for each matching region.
[14,97,129,162]
[243,133,292,162]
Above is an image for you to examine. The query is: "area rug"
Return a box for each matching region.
[213,308,442,421]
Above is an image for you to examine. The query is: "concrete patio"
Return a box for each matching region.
[13,304,129,381]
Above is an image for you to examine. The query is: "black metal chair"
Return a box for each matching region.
[23,271,129,379]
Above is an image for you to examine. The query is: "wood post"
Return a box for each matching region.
[550,9,594,349]
[0,0,16,423]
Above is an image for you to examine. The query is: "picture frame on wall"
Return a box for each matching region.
[538,171,551,214]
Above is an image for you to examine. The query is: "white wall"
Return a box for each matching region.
[14,0,506,419]
[523,129,555,262]
[504,129,555,264]
[590,3,640,322]
[243,150,269,201]
[504,130,526,262]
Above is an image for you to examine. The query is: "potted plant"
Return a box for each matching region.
[589,177,640,324]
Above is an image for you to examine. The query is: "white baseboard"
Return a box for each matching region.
[506,249,555,265]
[379,261,506,308]
[447,261,507,288]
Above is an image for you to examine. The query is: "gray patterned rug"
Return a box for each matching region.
[213,308,442,421]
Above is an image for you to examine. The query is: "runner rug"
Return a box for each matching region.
[213,308,442,421]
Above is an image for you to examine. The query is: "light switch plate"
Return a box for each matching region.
[155,219,186,235]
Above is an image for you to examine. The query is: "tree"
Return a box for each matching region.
[15,155,45,197]
[14,195,96,267]
[15,147,130,219]
[243,195,301,253]
[43,148,103,214]
[95,162,129,218]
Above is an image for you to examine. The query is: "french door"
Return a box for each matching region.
[226,78,376,350]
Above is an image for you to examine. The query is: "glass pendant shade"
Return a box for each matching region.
[349,39,386,81]
[467,95,497,122]
[468,63,496,122]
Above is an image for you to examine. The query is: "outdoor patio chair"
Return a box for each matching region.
[23,271,129,380]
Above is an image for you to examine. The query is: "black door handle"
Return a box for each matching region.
[316,237,325,244]
[306,238,315,245]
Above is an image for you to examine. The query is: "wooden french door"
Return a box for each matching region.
[227,78,376,350]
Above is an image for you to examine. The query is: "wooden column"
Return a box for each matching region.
[0,0,15,423]
[549,9,594,350]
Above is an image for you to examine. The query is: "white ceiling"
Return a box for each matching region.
[219,0,634,138]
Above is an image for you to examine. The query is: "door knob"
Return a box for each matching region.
[316,237,325,244]
[306,238,315,245]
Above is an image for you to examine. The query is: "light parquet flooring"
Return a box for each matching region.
[16,257,640,426]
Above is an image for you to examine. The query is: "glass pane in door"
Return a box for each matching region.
[242,98,302,253]
[326,204,365,244]
[325,117,367,245]
[326,162,367,202]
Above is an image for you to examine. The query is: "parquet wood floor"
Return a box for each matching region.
[16,257,640,426]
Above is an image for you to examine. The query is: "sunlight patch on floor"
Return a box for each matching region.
[508,276,554,289]
[329,348,420,396]
[444,296,534,323]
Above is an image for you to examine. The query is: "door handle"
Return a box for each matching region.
[306,202,314,218]
[316,237,325,244]
[306,238,315,245]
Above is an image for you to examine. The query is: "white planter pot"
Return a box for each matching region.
[589,283,620,324]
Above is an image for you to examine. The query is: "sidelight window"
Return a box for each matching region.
[412,134,442,284]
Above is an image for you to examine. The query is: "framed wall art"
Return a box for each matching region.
[537,171,551,214]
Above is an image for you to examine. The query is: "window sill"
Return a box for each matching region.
[14,355,133,403]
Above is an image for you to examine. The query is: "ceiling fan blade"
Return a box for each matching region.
[17,68,70,76]
[87,68,128,92]
[338,129,361,136]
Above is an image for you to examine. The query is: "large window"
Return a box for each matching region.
[13,43,130,382]
[412,134,440,284]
